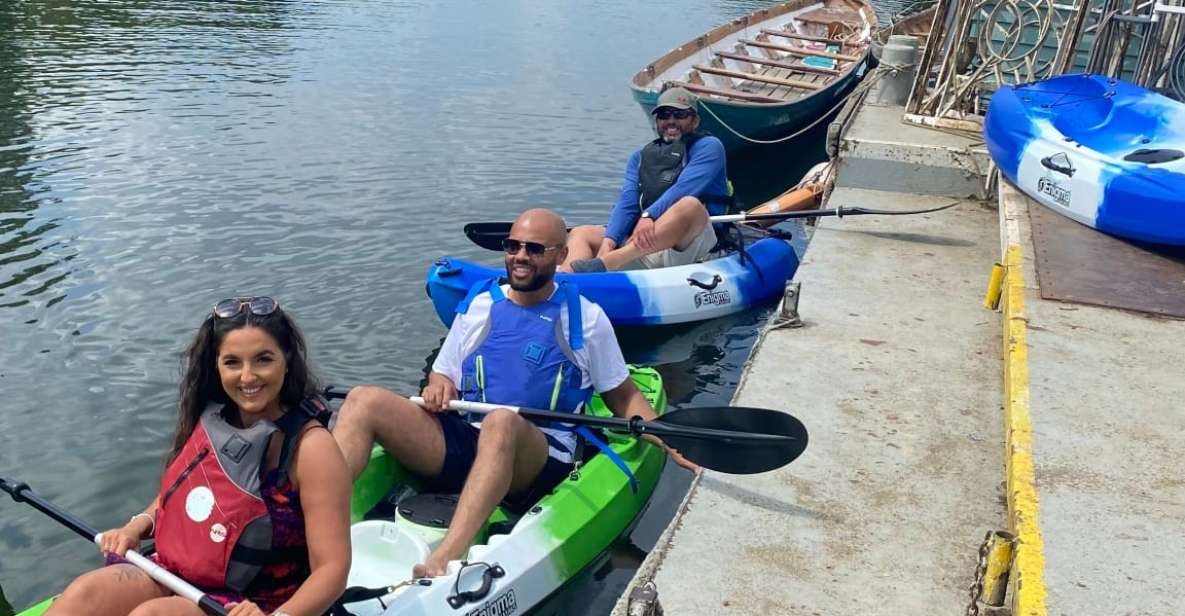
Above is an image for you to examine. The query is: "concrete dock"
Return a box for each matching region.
[614,95,1185,615]
[998,184,1185,616]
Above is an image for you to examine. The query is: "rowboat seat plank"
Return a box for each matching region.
[753,66,812,101]
[715,51,841,77]
[743,37,860,63]
[693,64,822,91]
[761,28,858,49]
[670,81,784,104]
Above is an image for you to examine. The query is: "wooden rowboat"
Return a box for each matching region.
[630,0,878,152]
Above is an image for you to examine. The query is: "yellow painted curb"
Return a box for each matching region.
[1001,245,1046,616]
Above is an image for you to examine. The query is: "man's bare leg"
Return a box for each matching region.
[412,409,551,577]
[599,197,709,271]
[561,225,606,269]
[332,386,447,480]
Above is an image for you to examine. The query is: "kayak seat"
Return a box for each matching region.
[397,493,460,529]
[394,492,524,536]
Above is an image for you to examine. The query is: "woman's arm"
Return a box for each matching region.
[99,496,160,557]
[271,428,351,616]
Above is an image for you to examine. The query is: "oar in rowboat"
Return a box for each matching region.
[462,202,959,251]
[323,386,808,474]
[0,478,229,616]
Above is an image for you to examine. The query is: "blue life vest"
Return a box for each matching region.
[457,280,591,420]
[454,279,639,492]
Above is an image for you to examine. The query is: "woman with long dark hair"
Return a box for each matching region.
[45,297,350,616]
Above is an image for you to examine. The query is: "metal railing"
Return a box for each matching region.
[904,0,1089,130]
[1085,1,1185,100]
[901,0,1185,130]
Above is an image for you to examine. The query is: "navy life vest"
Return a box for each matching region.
[154,397,329,592]
[637,132,733,212]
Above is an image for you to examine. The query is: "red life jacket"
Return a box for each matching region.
[154,398,329,592]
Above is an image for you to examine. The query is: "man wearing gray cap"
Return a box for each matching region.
[562,86,730,272]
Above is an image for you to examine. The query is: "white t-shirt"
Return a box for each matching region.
[431,284,630,461]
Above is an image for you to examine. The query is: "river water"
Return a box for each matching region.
[0,1,927,613]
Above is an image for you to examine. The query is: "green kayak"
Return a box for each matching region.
[17,366,668,616]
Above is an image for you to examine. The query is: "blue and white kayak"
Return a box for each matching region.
[984,73,1185,245]
[426,238,798,327]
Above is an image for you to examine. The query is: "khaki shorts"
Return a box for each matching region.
[623,222,717,270]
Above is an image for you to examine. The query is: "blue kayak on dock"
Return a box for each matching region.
[426,238,798,327]
[984,73,1185,245]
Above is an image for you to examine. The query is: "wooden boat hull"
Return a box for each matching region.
[630,0,877,152]
[630,61,870,151]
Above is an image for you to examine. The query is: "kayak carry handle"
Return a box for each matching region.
[687,274,723,291]
[446,561,505,609]
[1040,153,1076,177]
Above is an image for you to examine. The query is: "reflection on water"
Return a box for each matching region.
[2,0,917,612]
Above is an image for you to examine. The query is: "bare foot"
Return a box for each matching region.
[411,553,450,578]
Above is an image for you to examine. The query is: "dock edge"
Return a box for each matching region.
[999,180,1047,616]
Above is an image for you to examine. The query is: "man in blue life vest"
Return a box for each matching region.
[332,208,697,578]
[562,86,729,273]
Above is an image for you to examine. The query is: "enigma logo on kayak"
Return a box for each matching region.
[1037,176,1071,208]
[694,289,731,309]
[465,589,517,616]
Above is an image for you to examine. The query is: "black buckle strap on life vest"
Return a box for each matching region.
[273,396,330,486]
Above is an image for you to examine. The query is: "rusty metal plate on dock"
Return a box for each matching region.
[1028,203,1185,318]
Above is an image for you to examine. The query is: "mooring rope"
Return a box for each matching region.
[695,61,911,145]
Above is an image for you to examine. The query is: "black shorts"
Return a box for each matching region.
[427,412,573,512]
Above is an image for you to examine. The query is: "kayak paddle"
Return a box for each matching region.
[462,202,959,251]
[0,477,229,616]
[432,398,807,475]
[322,386,807,474]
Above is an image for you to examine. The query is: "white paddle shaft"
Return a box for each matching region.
[92,534,207,604]
[409,396,521,414]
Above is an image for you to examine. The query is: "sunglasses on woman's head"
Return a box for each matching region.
[655,109,694,120]
[213,296,279,319]
[501,238,560,257]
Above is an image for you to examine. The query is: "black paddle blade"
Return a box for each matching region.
[844,202,959,217]
[463,222,516,251]
[653,406,808,474]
